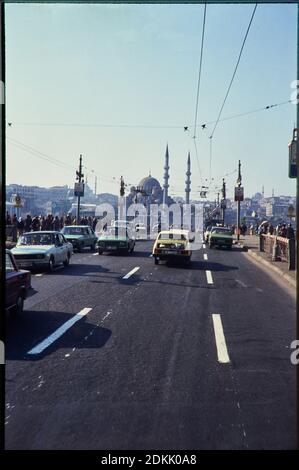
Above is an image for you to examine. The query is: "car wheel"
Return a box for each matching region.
[14,295,24,316]
[98,249,103,255]
[48,257,54,272]
[63,254,70,267]
[209,244,213,249]
[90,242,96,252]
[154,257,159,265]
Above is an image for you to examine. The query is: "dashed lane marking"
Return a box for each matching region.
[235,279,248,288]
[212,314,230,364]
[203,254,208,260]
[122,267,140,280]
[203,244,206,249]
[93,253,98,256]
[26,307,92,356]
[206,270,213,285]
[34,274,43,277]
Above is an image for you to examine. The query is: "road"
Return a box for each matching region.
[5,240,296,450]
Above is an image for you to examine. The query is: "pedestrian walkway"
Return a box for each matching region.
[235,235,296,288]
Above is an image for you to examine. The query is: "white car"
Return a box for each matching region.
[12,231,73,272]
[134,223,147,240]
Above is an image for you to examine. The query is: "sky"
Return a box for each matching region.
[5,2,297,199]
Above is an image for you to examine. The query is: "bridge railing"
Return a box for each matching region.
[260,234,295,271]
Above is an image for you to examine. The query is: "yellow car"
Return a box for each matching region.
[152,229,192,265]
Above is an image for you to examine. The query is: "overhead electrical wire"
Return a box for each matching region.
[7,137,119,186]
[209,3,258,141]
[8,98,294,132]
[192,4,207,180]
[208,3,258,186]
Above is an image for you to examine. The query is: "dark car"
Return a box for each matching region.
[61,225,98,252]
[97,227,135,255]
[6,249,31,315]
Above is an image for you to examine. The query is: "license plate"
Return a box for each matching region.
[107,246,117,250]
[164,250,176,255]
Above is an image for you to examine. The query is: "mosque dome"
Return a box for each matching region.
[138,175,162,194]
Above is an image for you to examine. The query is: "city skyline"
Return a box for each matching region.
[5,3,297,197]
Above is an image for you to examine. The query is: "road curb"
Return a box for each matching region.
[241,246,296,289]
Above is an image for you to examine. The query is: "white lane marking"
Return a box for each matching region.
[236,279,247,288]
[206,270,213,284]
[212,314,230,364]
[149,254,153,257]
[93,253,98,256]
[203,254,208,260]
[27,307,92,355]
[122,266,140,279]
[203,243,206,249]
[34,274,43,277]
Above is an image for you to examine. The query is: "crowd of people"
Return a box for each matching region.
[6,212,100,242]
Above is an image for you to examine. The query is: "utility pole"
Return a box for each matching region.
[95,175,97,197]
[221,178,226,225]
[75,154,84,224]
[217,192,220,206]
[236,160,242,240]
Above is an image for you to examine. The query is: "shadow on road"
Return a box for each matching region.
[6,310,111,361]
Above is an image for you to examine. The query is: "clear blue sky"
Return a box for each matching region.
[5,2,297,199]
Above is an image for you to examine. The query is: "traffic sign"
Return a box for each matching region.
[234,186,244,202]
[74,182,85,197]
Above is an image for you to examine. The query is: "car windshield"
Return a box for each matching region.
[158,233,187,241]
[63,227,85,235]
[18,233,55,245]
[105,227,129,237]
[211,228,231,235]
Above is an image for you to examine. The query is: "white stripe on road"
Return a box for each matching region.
[203,243,206,249]
[34,274,43,277]
[235,279,247,288]
[27,307,92,355]
[206,270,213,284]
[122,267,140,279]
[203,254,208,260]
[212,314,230,364]
[93,253,98,256]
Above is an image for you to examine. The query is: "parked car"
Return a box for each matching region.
[6,249,31,315]
[61,225,98,252]
[209,226,233,249]
[152,229,192,265]
[97,227,135,255]
[11,231,73,271]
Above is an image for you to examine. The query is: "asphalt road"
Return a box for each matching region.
[5,240,296,450]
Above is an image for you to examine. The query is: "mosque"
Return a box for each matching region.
[127,144,192,206]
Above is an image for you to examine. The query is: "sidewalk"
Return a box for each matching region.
[235,235,296,289]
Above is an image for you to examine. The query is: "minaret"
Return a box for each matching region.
[185,152,191,204]
[163,144,170,205]
[262,185,264,198]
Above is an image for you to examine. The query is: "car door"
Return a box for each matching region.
[58,233,68,261]
[54,233,64,263]
[6,252,19,308]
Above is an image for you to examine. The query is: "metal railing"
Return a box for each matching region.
[260,234,296,271]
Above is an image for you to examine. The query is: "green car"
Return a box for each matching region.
[97,227,135,255]
[209,226,233,249]
[61,225,98,252]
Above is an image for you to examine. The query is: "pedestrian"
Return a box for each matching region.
[24,214,32,232]
[53,215,61,231]
[12,214,18,242]
[17,216,24,237]
[31,215,40,231]
[286,224,295,239]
